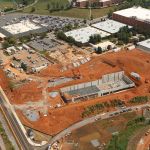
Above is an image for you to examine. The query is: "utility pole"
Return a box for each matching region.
[89,0,92,20]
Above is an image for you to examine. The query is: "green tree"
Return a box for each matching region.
[47,3,50,10]
[56,31,67,40]
[96,46,102,54]
[21,62,27,71]
[30,7,35,13]
[2,41,10,49]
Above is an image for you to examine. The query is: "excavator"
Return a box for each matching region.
[72,68,81,79]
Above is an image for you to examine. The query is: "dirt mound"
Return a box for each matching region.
[11,81,43,104]
[0,69,10,90]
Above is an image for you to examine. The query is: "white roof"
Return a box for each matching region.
[65,26,110,43]
[93,41,115,51]
[113,7,150,21]
[138,39,150,49]
[2,20,40,35]
[0,32,6,38]
[92,19,132,34]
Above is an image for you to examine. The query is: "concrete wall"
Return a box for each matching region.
[137,45,150,53]
[61,71,125,93]
[61,71,135,102]
[102,71,124,83]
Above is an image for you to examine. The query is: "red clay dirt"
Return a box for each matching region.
[1,49,150,135]
[0,69,9,90]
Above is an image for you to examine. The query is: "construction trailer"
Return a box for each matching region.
[60,71,135,103]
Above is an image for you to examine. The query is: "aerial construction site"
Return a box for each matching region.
[0,48,149,135]
[0,2,150,150]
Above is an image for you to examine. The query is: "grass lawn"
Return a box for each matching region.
[106,117,149,150]
[0,122,14,150]
[0,0,34,9]
[23,0,116,19]
[0,1,14,9]
[49,7,115,19]
[67,112,139,150]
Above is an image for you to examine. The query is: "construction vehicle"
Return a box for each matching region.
[72,68,81,79]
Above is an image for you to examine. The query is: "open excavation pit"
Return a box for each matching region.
[60,71,135,103]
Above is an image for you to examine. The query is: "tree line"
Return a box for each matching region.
[82,99,125,118]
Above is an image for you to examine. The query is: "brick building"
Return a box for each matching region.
[112,7,150,33]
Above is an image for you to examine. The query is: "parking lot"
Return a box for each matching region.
[27,37,62,52]
[32,15,84,31]
[0,13,85,37]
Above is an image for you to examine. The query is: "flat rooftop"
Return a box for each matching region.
[113,7,150,21]
[137,39,150,49]
[93,41,115,49]
[0,32,6,38]
[92,19,132,34]
[2,20,41,35]
[65,26,110,43]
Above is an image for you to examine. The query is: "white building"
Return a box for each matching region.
[137,39,150,53]
[2,20,41,35]
[92,19,132,34]
[112,7,150,32]
[92,41,115,52]
[0,32,6,41]
[65,26,110,44]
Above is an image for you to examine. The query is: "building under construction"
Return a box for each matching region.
[60,71,135,103]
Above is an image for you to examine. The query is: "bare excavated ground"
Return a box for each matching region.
[1,49,150,135]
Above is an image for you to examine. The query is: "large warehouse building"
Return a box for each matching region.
[137,39,150,53]
[92,19,132,34]
[112,7,150,32]
[65,26,110,44]
[0,19,47,37]
[61,71,135,103]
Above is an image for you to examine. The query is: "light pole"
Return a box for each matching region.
[89,0,92,20]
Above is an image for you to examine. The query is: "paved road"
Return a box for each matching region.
[48,103,150,145]
[0,97,34,150]
[0,85,149,150]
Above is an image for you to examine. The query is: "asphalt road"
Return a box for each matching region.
[0,96,34,150]
[48,103,150,145]
[0,90,149,150]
